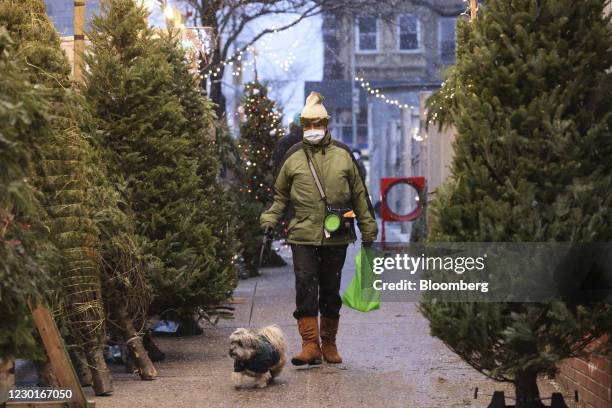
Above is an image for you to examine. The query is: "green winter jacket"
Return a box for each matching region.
[260,131,378,246]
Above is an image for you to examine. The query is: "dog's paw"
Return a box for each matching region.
[231,372,243,389]
[253,372,271,388]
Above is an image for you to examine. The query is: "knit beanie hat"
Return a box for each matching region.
[300,91,330,126]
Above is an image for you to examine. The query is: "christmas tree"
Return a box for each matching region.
[84,0,231,322]
[421,1,612,406]
[86,141,156,379]
[158,31,240,313]
[237,81,286,275]
[0,28,56,383]
[0,0,113,393]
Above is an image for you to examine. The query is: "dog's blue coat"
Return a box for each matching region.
[233,336,280,373]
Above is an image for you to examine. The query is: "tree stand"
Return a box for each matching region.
[477,390,574,408]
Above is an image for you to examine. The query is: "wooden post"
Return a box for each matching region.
[27,299,92,408]
[470,0,477,21]
[73,0,86,81]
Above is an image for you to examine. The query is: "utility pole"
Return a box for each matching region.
[73,0,85,81]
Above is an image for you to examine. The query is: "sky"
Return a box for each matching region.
[147,1,324,130]
[44,0,323,130]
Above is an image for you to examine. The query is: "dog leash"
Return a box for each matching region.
[248,280,258,328]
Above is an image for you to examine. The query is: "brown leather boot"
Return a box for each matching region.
[291,317,322,366]
[320,316,342,364]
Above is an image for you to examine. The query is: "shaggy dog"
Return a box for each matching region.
[228,325,287,389]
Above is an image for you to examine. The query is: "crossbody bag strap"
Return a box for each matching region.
[303,148,328,205]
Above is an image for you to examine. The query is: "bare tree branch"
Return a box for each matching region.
[174,0,464,116]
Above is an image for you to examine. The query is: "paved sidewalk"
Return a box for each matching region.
[94,244,562,408]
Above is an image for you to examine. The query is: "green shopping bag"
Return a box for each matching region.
[342,247,380,312]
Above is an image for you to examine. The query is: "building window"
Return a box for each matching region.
[356,16,378,51]
[439,17,457,62]
[398,14,419,51]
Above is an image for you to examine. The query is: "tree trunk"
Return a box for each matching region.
[117,307,157,380]
[36,361,59,387]
[514,371,546,408]
[210,76,227,119]
[206,37,226,119]
[85,347,113,396]
[0,358,15,394]
[143,331,165,362]
[73,350,93,387]
[199,2,226,119]
[123,344,137,374]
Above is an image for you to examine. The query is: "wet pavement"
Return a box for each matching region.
[93,243,565,408]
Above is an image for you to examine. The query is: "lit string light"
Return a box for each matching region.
[355,76,416,110]
[202,26,302,80]
[354,76,428,142]
[154,3,302,82]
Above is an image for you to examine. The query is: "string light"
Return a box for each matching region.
[238,81,286,197]
[355,76,415,110]
[158,4,303,86]
[202,26,302,80]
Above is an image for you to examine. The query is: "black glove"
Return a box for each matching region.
[263,226,274,240]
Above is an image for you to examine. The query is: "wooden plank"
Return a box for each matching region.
[27,299,89,408]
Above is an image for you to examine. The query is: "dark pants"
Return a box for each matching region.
[291,244,348,320]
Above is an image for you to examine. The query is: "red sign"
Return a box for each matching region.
[380,177,425,242]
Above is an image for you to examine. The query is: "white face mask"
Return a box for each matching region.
[303,129,325,144]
